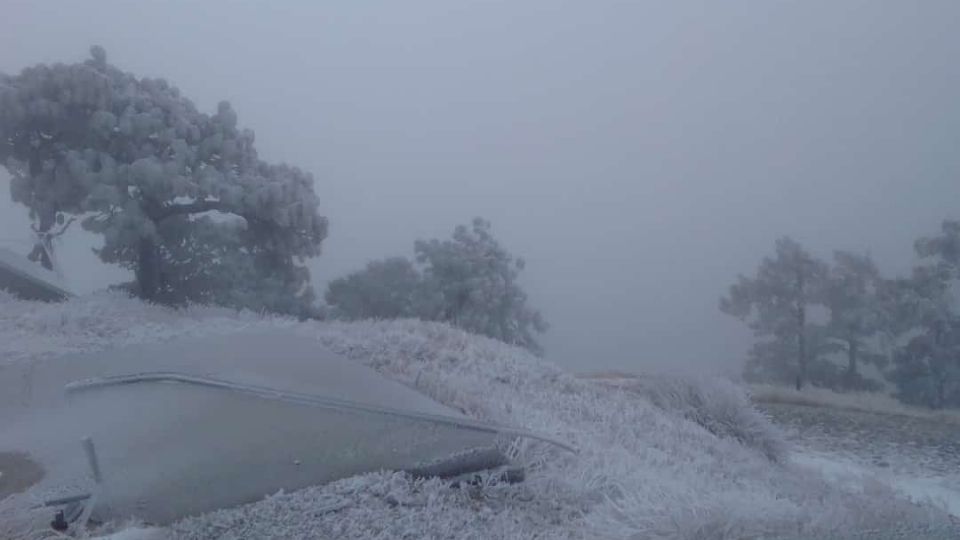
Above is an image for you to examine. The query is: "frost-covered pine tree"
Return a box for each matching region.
[721,237,828,389]
[883,274,960,409]
[0,47,327,315]
[822,251,887,390]
[883,221,960,407]
[414,218,548,355]
[324,219,547,354]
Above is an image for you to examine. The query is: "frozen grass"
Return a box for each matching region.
[1,292,956,539]
[749,383,960,424]
[590,374,789,463]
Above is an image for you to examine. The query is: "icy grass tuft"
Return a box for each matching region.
[1,293,955,539]
[592,374,789,463]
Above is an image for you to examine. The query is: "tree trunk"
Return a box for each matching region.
[28,243,53,271]
[935,378,946,410]
[796,306,807,391]
[25,152,55,271]
[445,288,469,326]
[845,340,858,389]
[136,236,161,302]
[933,324,945,409]
[28,208,56,271]
[795,263,808,390]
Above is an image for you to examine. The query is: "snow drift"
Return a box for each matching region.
[0,292,955,539]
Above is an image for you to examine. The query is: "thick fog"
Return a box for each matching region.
[3,1,960,375]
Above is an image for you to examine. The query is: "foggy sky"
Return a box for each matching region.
[3,1,960,375]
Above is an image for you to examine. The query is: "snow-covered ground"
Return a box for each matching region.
[1,292,957,539]
[793,452,960,519]
[760,399,960,528]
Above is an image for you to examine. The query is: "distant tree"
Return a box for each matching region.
[889,319,960,409]
[414,218,548,355]
[883,221,960,407]
[325,257,422,320]
[324,218,548,354]
[720,237,828,389]
[915,220,960,271]
[0,47,327,315]
[822,251,887,390]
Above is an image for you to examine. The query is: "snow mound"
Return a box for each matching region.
[1,293,956,539]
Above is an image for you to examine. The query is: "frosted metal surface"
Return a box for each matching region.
[0,331,507,524]
[70,381,497,524]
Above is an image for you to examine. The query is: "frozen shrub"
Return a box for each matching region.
[596,373,788,462]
